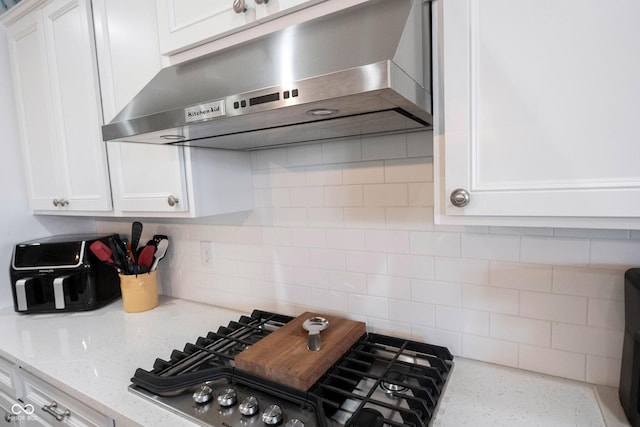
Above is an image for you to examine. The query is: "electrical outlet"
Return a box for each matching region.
[200,241,214,268]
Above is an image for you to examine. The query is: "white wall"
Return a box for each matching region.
[97,130,640,388]
[0,26,96,307]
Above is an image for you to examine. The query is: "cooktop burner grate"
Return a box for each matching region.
[309,333,453,427]
[131,310,294,396]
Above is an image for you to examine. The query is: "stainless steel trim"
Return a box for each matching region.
[15,278,29,311]
[53,276,67,309]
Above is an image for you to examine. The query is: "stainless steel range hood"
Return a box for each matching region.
[101,0,431,151]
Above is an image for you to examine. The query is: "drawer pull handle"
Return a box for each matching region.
[42,401,70,422]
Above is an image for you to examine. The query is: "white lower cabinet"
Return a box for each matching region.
[434,0,640,229]
[18,370,113,427]
[107,142,253,217]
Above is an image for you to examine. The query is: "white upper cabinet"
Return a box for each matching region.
[107,142,254,218]
[155,0,329,56]
[5,0,112,214]
[434,0,640,228]
[156,0,259,55]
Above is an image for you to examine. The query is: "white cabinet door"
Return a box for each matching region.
[435,0,640,228]
[0,390,21,427]
[156,0,258,55]
[107,142,189,213]
[92,0,162,123]
[6,0,112,214]
[254,0,325,22]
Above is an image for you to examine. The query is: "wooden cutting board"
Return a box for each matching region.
[234,311,366,390]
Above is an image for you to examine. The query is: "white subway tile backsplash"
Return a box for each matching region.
[387,254,435,280]
[410,231,460,257]
[321,139,362,164]
[490,313,551,346]
[586,355,621,387]
[290,187,324,207]
[490,262,553,292]
[324,185,363,207]
[367,275,411,300]
[363,184,408,207]
[100,132,636,388]
[307,208,344,228]
[552,266,624,300]
[408,182,434,207]
[520,291,587,324]
[365,230,410,253]
[308,248,346,270]
[384,158,432,183]
[406,131,433,157]
[310,289,349,312]
[305,164,343,186]
[462,284,519,315]
[325,228,365,251]
[287,144,323,167]
[521,236,590,265]
[552,323,624,359]
[588,298,624,330]
[346,251,388,275]
[462,334,519,368]
[436,306,489,335]
[435,257,490,285]
[327,270,367,294]
[292,228,326,248]
[347,293,388,318]
[385,207,434,231]
[388,299,435,327]
[590,239,640,266]
[344,207,386,228]
[342,161,384,184]
[411,279,461,306]
[362,133,407,160]
[461,233,520,262]
[518,345,586,381]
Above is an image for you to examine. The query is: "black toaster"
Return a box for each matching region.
[9,234,122,314]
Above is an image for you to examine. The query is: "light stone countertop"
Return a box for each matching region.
[0,297,630,426]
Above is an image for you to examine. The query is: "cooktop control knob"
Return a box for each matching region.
[192,385,213,404]
[285,419,305,427]
[262,404,283,425]
[217,388,237,407]
[239,396,259,416]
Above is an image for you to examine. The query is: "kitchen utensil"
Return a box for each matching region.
[89,241,114,264]
[130,221,143,262]
[302,316,329,351]
[235,312,366,390]
[150,238,168,271]
[137,245,156,272]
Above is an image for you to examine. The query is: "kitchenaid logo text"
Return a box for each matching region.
[185,100,225,123]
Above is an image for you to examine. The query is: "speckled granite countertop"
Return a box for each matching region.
[0,297,630,426]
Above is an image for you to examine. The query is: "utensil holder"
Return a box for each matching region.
[119,270,158,313]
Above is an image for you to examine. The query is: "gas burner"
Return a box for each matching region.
[347,408,385,427]
[380,370,409,395]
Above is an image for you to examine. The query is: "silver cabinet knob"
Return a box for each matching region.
[233,0,248,13]
[52,198,69,207]
[255,0,269,4]
[450,188,470,207]
[239,396,259,416]
[167,195,179,207]
[217,388,237,407]
[192,385,213,404]
[262,404,283,425]
[53,199,60,207]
